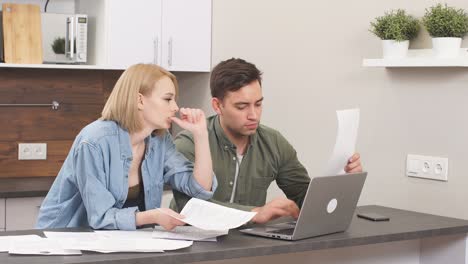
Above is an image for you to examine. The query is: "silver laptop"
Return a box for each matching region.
[240,172,367,241]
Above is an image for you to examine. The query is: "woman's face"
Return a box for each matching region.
[139,76,179,130]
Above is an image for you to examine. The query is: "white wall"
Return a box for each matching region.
[203,0,468,219]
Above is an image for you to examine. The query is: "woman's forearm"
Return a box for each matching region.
[192,130,213,191]
[135,211,154,226]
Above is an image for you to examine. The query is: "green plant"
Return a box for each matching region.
[422,3,468,38]
[51,37,77,54]
[51,37,65,54]
[370,9,420,41]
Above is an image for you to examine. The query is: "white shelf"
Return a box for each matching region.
[363,48,468,67]
[0,63,125,70]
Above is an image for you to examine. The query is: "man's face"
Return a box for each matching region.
[214,80,263,138]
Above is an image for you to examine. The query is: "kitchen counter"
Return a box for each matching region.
[0,177,171,198]
[1,205,468,264]
[0,177,55,198]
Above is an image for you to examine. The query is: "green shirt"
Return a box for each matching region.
[170,115,310,212]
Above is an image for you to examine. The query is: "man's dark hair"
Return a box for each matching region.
[210,58,263,100]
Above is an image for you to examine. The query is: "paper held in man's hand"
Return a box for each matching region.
[324,108,360,176]
[159,198,257,231]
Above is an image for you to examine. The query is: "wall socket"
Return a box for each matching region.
[406,154,448,181]
[18,143,47,160]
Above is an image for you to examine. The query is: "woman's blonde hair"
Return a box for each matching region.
[101,64,178,134]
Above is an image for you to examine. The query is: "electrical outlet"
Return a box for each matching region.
[406,154,448,181]
[18,143,47,160]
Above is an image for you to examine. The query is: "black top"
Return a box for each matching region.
[122,181,145,212]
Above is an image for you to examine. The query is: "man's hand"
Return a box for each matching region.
[251,197,300,224]
[345,153,363,173]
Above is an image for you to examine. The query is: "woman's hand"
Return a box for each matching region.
[136,208,185,230]
[154,208,186,230]
[171,108,207,137]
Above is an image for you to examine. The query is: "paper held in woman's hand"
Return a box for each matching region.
[159,198,257,231]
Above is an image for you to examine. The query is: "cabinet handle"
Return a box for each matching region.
[0,100,60,110]
[168,38,173,67]
[154,37,159,65]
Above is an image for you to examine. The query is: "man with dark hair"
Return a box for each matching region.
[170,58,362,224]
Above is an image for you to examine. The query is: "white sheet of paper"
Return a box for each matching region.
[324,108,360,176]
[8,238,82,255]
[152,225,227,241]
[162,198,256,231]
[0,235,42,252]
[44,231,102,240]
[63,238,191,253]
[94,229,154,239]
[44,230,192,252]
[44,232,117,253]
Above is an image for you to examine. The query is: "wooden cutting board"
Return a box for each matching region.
[2,3,43,64]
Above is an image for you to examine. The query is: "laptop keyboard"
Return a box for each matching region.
[268,228,295,235]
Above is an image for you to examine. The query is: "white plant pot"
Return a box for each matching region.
[382,40,409,59]
[432,37,462,58]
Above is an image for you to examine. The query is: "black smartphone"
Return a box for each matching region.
[357,212,390,221]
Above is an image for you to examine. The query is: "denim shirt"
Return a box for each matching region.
[36,120,217,230]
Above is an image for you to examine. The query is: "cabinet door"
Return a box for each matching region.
[0,198,5,230]
[106,0,162,68]
[5,197,44,231]
[161,0,212,72]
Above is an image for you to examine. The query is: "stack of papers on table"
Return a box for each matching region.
[0,235,81,255]
[44,231,192,253]
[0,231,192,255]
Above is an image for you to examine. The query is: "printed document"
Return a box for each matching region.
[44,231,191,253]
[160,198,256,231]
[8,237,82,255]
[0,235,42,252]
[63,238,191,253]
[152,225,228,241]
[324,108,360,176]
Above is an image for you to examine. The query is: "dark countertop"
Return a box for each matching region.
[0,177,55,198]
[0,177,172,198]
[1,205,468,264]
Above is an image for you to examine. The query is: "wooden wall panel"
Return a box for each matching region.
[0,68,123,178]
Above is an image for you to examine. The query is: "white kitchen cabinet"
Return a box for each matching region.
[0,198,5,231]
[160,0,212,72]
[76,0,211,71]
[5,197,44,231]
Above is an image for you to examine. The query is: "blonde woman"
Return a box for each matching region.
[36,64,216,230]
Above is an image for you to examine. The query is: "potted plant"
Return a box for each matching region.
[370,9,420,59]
[50,37,76,60]
[422,3,468,58]
[51,37,66,54]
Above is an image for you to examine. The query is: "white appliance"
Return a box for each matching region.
[41,13,87,64]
